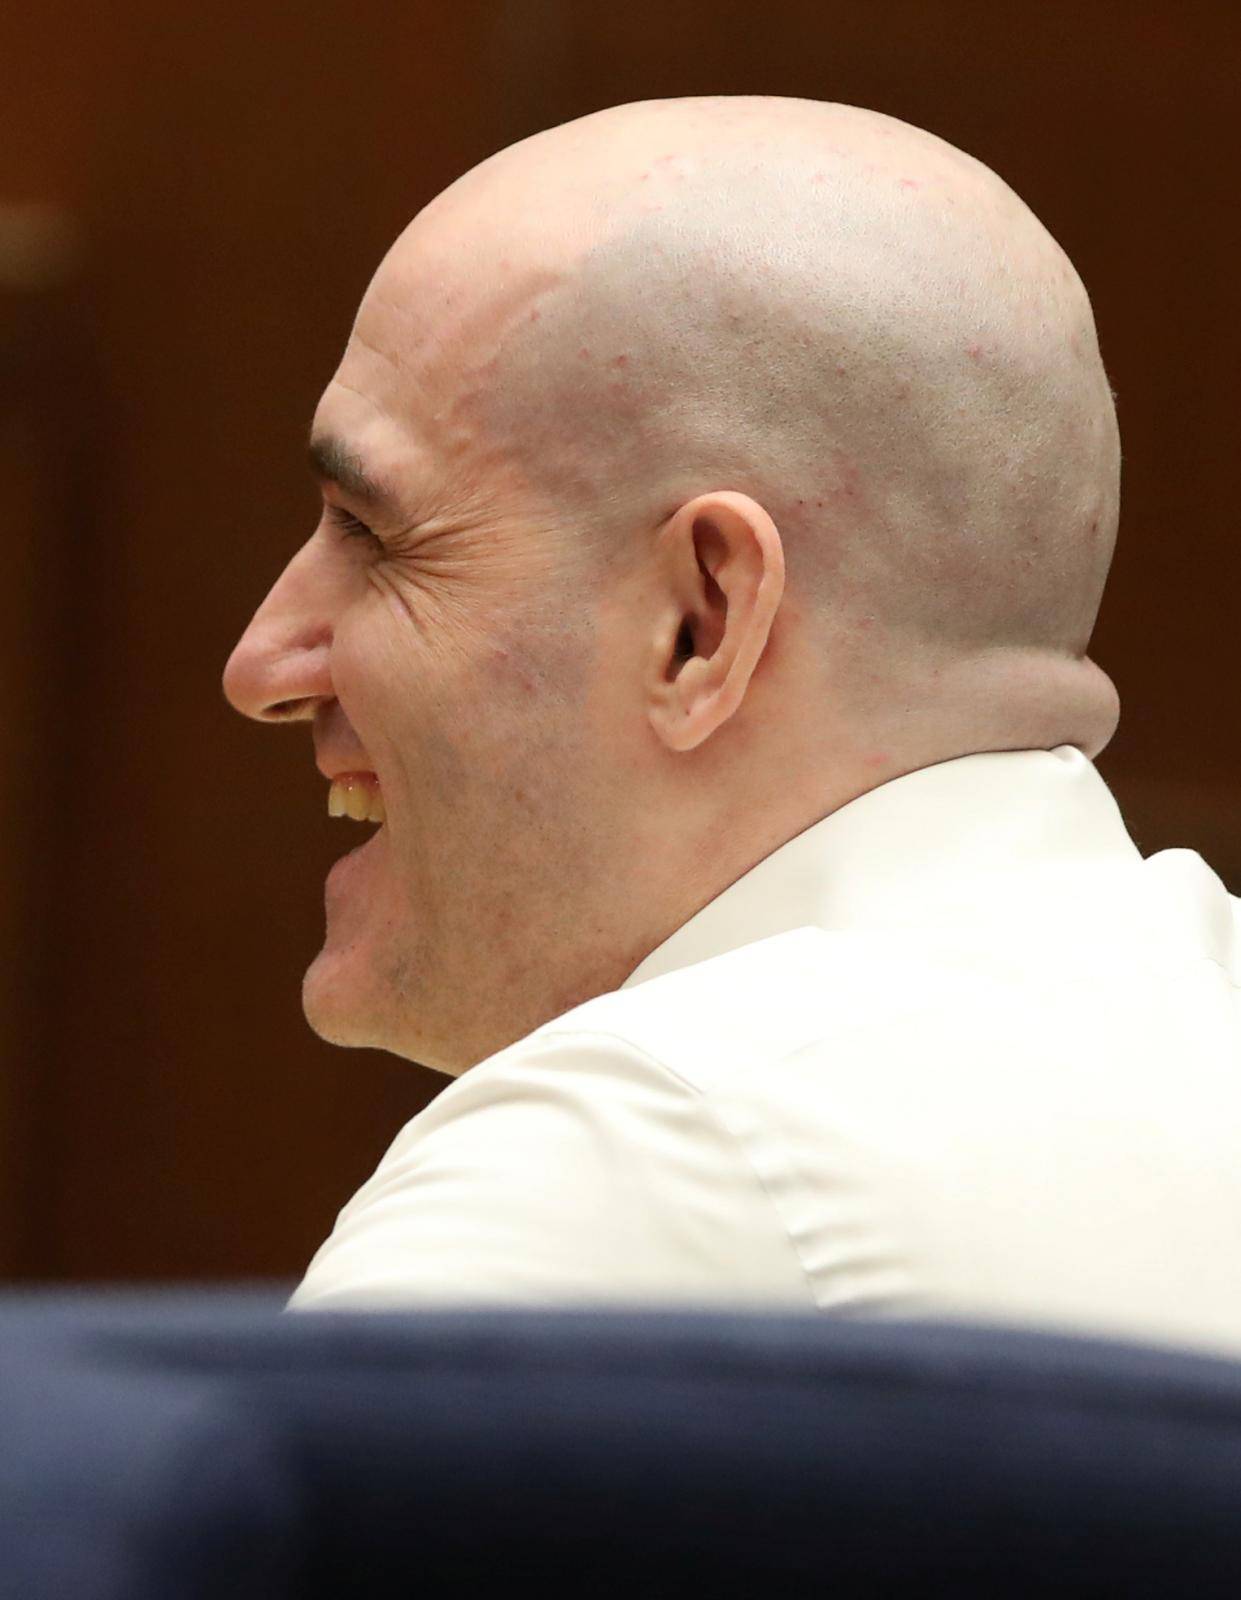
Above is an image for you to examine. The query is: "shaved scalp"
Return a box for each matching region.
[386,96,1122,750]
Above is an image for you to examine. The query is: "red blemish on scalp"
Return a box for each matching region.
[578,346,591,359]
[862,748,888,768]
[613,354,629,368]
[528,307,541,321]
[898,178,920,189]
[966,343,983,361]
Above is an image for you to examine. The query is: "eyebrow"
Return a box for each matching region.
[307,432,394,509]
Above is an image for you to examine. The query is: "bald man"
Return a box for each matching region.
[224,96,1241,1356]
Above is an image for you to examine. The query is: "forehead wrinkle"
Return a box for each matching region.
[349,317,412,383]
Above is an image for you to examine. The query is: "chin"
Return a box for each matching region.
[301,945,455,1072]
[301,949,387,1051]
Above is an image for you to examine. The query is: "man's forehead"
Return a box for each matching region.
[328,213,589,477]
[360,201,585,353]
[311,250,559,518]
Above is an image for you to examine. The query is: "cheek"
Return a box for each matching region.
[333,591,492,755]
[482,640,541,702]
[335,588,596,789]
[385,588,410,629]
[331,602,425,744]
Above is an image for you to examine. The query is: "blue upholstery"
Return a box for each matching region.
[3,1286,1241,1598]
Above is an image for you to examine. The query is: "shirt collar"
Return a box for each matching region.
[619,745,1140,990]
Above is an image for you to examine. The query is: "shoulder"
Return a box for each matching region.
[290,994,813,1311]
[532,925,1005,1095]
[527,927,824,1077]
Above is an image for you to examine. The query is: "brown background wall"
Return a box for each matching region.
[2,1,1237,1286]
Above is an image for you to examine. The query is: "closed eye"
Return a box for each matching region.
[325,503,381,547]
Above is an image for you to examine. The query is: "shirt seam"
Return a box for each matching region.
[532,1026,820,1308]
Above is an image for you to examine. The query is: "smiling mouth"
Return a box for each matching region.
[327,773,386,825]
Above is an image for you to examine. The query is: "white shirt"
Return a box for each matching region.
[287,746,1241,1358]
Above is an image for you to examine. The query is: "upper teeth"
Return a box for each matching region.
[328,776,386,824]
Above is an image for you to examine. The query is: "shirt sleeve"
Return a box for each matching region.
[285,1027,812,1311]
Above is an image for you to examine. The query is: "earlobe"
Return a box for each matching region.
[646,491,785,755]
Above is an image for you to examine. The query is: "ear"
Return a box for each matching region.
[647,491,785,754]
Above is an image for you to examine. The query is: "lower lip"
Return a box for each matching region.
[325,824,385,897]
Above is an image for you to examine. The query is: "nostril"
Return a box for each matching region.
[266,699,307,720]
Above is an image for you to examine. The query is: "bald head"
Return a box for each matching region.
[224,95,1124,1072]
[365,94,1119,753]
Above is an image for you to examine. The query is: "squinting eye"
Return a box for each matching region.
[325,503,381,545]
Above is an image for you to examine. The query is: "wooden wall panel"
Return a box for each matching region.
[0,283,54,1278]
[2,0,1237,1283]
[0,219,96,1276]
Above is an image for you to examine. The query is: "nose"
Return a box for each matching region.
[222,536,338,723]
